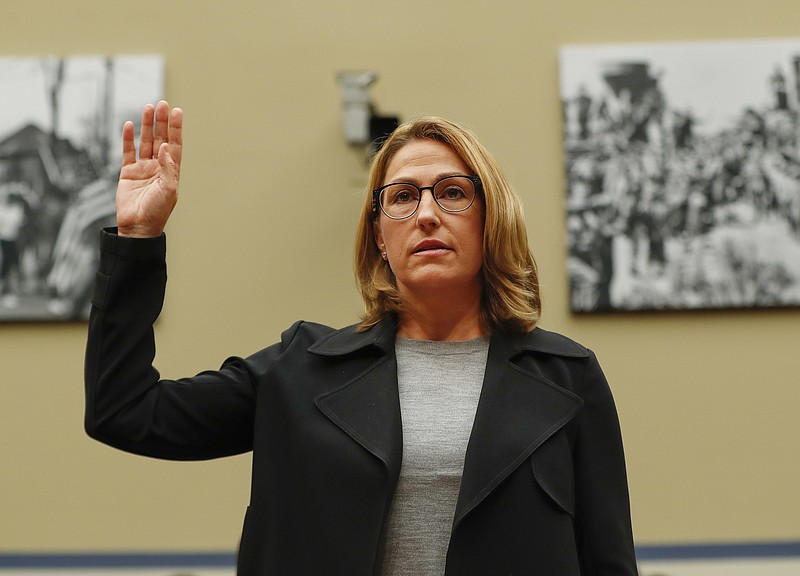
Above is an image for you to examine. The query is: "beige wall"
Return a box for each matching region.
[2,0,798,552]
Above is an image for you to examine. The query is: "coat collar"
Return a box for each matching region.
[310,318,402,479]
[308,317,590,359]
[307,317,397,357]
[309,319,586,526]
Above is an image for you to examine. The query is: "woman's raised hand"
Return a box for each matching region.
[116,100,183,238]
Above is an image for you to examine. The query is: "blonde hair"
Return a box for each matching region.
[354,116,541,333]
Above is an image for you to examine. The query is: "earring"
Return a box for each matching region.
[381,251,388,260]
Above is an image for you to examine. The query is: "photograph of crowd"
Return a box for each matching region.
[560,38,800,312]
[0,55,162,321]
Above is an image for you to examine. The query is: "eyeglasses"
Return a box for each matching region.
[372,175,482,220]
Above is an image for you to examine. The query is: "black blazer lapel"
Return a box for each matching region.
[310,320,403,478]
[453,330,585,528]
[307,321,587,529]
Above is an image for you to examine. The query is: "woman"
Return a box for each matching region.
[85,101,638,575]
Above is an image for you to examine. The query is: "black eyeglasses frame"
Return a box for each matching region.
[371,174,483,220]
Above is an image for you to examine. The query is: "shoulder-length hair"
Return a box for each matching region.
[354,116,541,334]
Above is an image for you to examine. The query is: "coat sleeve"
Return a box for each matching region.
[573,351,639,576]
[84,228,290,461]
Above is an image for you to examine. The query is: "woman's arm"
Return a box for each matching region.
[84,103,263,460]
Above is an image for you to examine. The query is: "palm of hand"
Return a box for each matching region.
[117,156,177,235]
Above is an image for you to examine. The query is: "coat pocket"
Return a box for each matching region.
[530,429,575,517]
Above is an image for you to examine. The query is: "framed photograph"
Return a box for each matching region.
[0,55,162,322]
[559,38,800,312]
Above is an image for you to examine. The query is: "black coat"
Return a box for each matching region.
[85,230,638,575]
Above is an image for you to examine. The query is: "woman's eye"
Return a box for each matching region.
[440,186,466,199]
[392,189,417,204]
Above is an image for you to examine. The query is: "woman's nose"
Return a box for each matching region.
[415,189,441,227]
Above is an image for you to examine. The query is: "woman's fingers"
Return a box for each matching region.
[139,103,156,159]
[122,101,181,167]
[121,121,137,167]
[167,106,184,169]
[156,105,183,189]
[152,100,170,155]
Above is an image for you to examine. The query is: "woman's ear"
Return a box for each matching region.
[373,221,385,252]
[373,221,388,260]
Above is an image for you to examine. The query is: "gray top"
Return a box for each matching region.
[379,335,490,576]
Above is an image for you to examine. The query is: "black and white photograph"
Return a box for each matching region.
[0,55,162,321]
[560,38,800,312]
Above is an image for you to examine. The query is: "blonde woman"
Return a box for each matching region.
[86,100,638,576]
